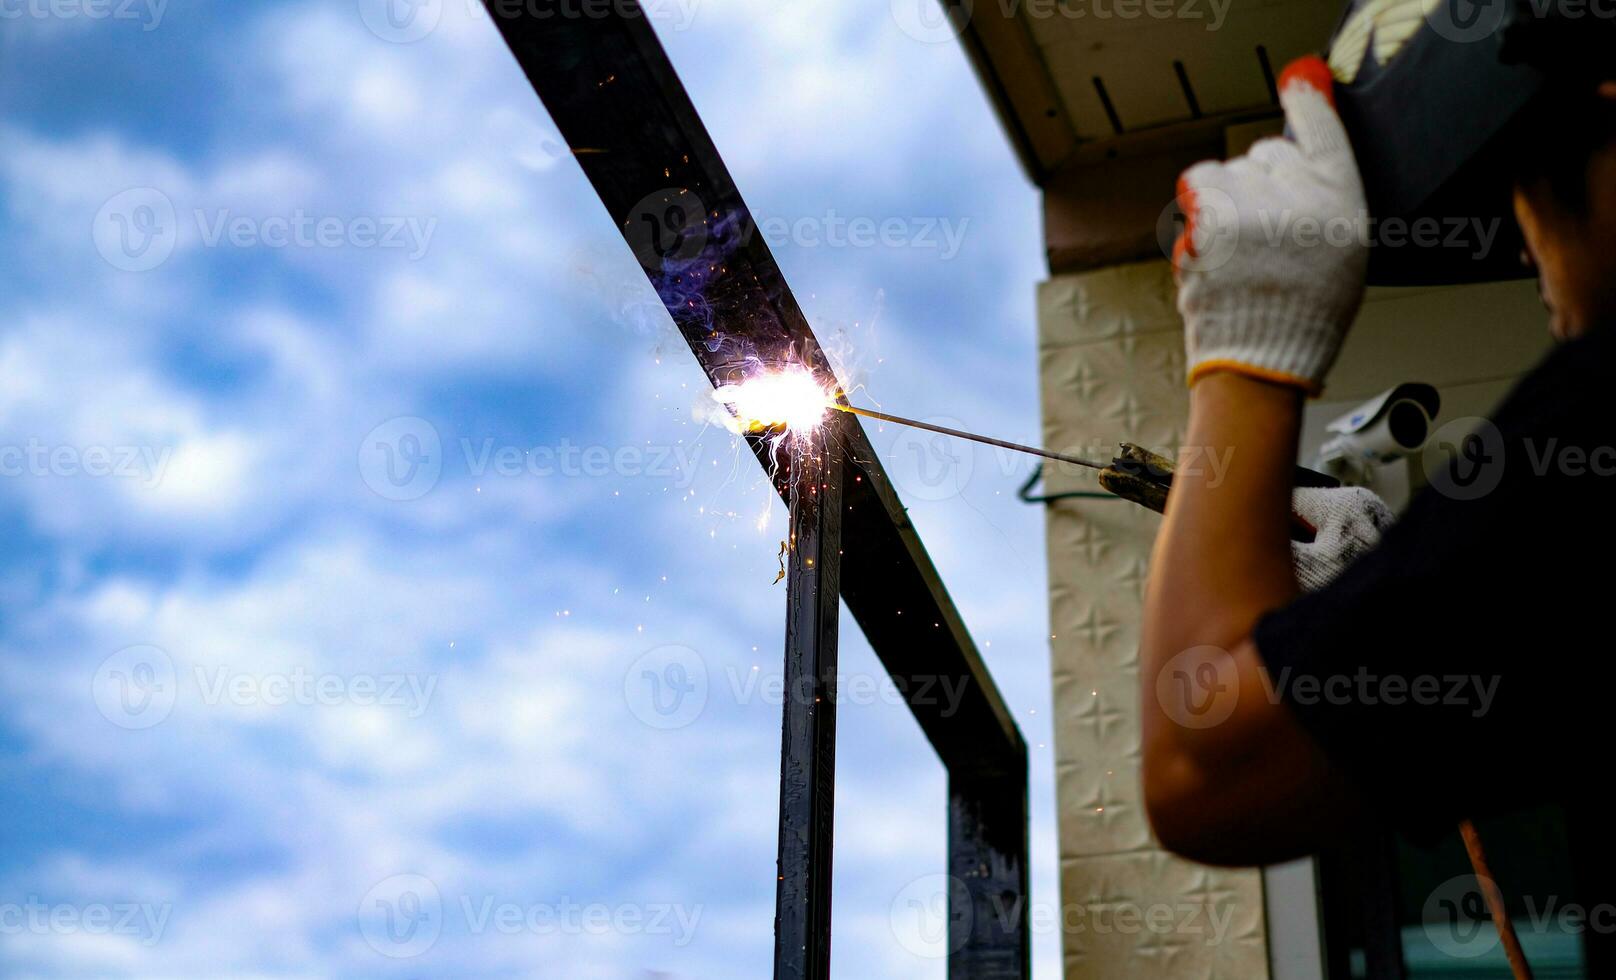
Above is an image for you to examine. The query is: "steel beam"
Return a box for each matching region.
[774,452,844,979]
[949,773,1030,979]
[481,4,1028,975]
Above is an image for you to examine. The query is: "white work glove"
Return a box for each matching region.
[1174,56,1369,395]
[1290,486,1394,592]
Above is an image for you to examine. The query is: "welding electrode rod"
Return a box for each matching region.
[834,404,1105,470]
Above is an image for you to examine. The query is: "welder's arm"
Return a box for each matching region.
[1142,377,1368,865]
[1140,57,1371,866]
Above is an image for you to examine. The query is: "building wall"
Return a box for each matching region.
[1039,259,1271,979]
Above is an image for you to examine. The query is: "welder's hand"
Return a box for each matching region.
[1175,56,1368,396]
[1290,486,1393,592]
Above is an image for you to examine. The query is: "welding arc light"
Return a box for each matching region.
[713,368,833,434]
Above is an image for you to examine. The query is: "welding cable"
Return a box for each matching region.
[1016,464,1119,505]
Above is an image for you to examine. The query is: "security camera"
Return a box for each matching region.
[1316,383,1440,481]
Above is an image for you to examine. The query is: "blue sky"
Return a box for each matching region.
[0,1,1058,975]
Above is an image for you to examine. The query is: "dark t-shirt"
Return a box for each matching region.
[1255,323,1616,838]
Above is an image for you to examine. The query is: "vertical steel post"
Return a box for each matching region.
[774,444,844,980]
[949,772,1030,978]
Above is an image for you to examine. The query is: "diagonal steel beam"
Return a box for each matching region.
[481,5,1028,976]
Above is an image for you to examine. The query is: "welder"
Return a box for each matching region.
[1137,0,1616,920]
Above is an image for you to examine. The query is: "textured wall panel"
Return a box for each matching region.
[1060,852,1269,978]
[1039,259,1269,979]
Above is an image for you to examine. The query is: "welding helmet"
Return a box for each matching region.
[1327,0,1616,284]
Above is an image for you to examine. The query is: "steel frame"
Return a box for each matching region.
[482,5,1029,976]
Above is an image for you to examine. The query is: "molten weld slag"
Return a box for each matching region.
[713,368,833,435]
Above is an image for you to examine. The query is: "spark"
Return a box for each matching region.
[712,367,833,435]
[703,363,842,555]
